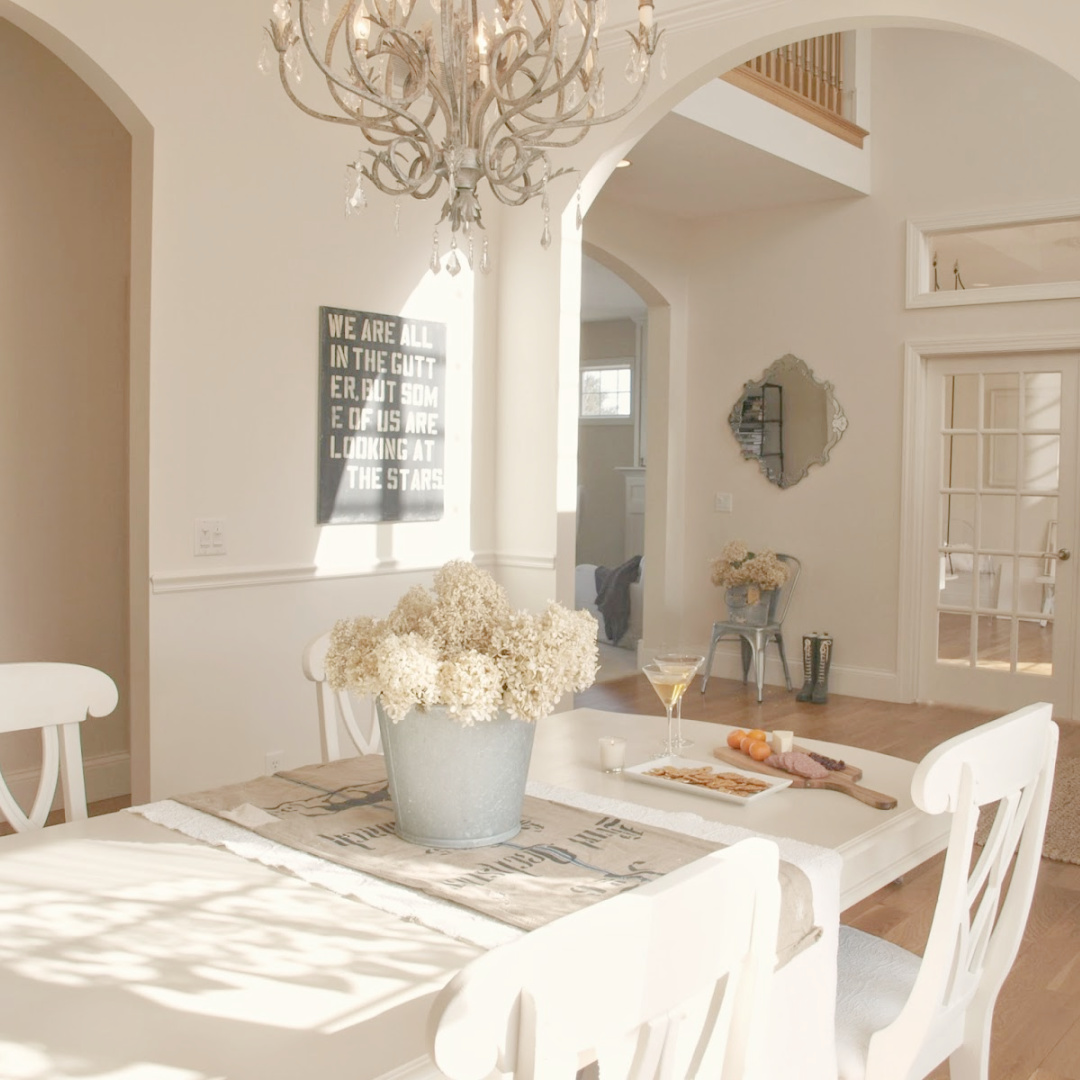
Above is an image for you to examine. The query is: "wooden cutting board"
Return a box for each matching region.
[712,744,898,810]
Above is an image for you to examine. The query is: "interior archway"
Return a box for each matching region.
[564,12,1080,704]
[0,3,153,800]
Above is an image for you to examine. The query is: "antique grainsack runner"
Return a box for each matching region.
[165,756,819,962]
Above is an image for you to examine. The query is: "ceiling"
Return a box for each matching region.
[602,112,859,220]
[581,108,861,321]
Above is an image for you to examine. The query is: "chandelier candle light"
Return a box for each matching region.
[260,0,664,271]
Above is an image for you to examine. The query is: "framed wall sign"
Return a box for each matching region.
[317,306,447,524]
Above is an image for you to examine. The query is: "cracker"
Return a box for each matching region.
[644,764,770,798]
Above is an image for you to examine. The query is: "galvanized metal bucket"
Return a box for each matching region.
[725,586,776,627]
[376,701,536,848]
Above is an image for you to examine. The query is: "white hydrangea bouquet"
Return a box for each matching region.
[709,540,789,605]
[325,561,599,726]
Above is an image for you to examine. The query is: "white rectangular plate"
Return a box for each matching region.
[624,755,793,805]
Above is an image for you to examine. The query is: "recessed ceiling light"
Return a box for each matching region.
[616,159,632,169]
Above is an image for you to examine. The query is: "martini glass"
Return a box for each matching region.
[655,654,704,749]
[643,662,691,757]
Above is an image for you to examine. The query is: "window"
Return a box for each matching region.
[906,199,1080,308]
[580,363,633,419]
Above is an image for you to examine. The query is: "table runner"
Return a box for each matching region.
[139,756,819,963]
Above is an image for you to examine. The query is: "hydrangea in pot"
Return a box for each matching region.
[325,561,598,848]
[710,541,790,627]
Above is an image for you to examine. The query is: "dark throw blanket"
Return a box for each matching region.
[595,554,643,645]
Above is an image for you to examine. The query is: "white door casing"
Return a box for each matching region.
[899,336,1080,718]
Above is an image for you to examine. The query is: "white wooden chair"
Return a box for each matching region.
[0,662,119,832]
[835,701,1058,1080]
[429,838,781,1080]
[301,631,381,759]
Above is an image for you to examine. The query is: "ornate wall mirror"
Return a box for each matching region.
[729,354,847,489]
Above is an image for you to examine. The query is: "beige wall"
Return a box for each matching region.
[577,319,638,568]
[589,28,1080,695]
[0,20,130,795]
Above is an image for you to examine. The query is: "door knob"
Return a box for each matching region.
[1057,548,1071,562]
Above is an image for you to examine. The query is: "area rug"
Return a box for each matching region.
[976,756,1080,865]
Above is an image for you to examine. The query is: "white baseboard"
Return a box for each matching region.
[5,750,130,814]
[696,644,906,703]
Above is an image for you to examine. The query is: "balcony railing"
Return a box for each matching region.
[722,33,869,147]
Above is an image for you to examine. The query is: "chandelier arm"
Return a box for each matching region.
[364,145,442,199]
[508,32,659,138]
[273,9,438,145]
[487,13,596,118]
[479,28,600,170]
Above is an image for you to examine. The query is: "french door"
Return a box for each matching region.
[919,355,1078,715]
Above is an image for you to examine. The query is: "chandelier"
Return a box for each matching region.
[260,0,663,272]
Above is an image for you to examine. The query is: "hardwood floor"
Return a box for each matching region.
[0,793,131,838]
[576,674,1080,1080]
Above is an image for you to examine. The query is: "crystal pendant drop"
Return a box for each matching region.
[257,36,273,74]
[344,166,367,216]
[660,36,668,79]
[575,186,583,229]
[394,199,401,234]
[272,0,290,20]
[467,231,475,268]
[540,221,552,249]
[480,235,492,274]
[321,0,330,23]
[625,45,640,84]
[430,230,441,275]
[447,239,462,277]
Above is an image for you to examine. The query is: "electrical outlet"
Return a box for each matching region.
[714,492,734,513]
[265,750,284,775]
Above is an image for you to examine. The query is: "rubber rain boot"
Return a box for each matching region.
[796,634,818,702]
[812,635,832,704]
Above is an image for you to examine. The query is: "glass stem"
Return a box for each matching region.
[666,705,675,754]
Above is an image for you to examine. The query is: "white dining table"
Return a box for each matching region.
[0,709,949,1080]
[536,708,952,912]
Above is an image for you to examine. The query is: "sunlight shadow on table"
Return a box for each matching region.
[0,829,477,1079]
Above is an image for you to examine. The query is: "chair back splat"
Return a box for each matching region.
[302,631,381,760]
[430,838,781,1080]
[836,701,1058,1080]
[0,662,118,832]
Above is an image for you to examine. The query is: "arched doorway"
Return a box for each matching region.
[0,4,153,800]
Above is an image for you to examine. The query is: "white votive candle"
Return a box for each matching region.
[771,730,794,753]
[599,736,627,772]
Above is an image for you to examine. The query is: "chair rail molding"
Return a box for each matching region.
[898,330,1080,713]
[151,552,557,594]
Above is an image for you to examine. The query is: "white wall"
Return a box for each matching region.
[2,0,498,798]
[6,0,1080,800]
[588,28,1080,696]
[0,19,131,801]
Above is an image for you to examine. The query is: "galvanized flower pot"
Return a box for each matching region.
[376,701,536,848]
[725,586,776,627]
